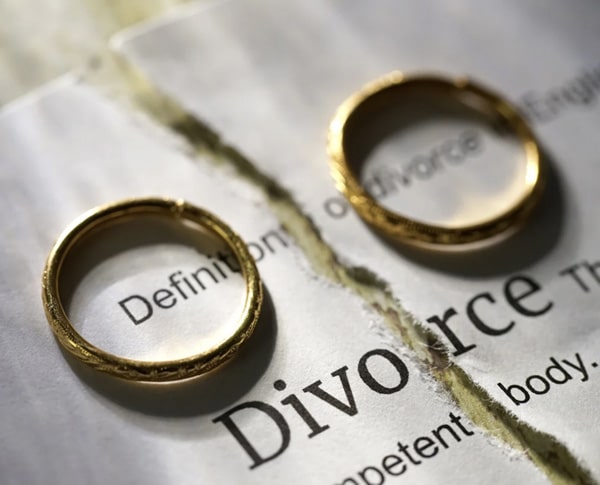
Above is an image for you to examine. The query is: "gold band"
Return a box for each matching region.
[327,72,544,245]
[42,197,263,382]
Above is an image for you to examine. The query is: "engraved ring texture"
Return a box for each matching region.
[42,197,263,382]
[327,72,545,245]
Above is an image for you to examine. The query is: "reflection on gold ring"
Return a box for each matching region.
[327,72,544,246]
[42,197,263,382]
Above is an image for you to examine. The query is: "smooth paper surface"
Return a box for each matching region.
[114,0,600,478]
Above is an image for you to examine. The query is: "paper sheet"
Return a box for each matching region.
[0,79,547,484]
[113,0,600,479]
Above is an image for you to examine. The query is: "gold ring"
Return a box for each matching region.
[42,197,263,382]
[327,72,544,245]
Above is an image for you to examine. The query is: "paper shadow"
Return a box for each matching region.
[370,151,565,278]
[62,285,277,417]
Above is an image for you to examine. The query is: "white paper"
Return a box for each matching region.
[114,0,600,479]
[0,79,547,484]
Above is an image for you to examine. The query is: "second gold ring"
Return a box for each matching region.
[327,72,544,246]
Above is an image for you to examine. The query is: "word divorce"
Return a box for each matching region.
[323,129,482,220]
[118,227,288,325]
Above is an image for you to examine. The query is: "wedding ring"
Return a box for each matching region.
[42,197,263,382]
[327,72,544,245]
